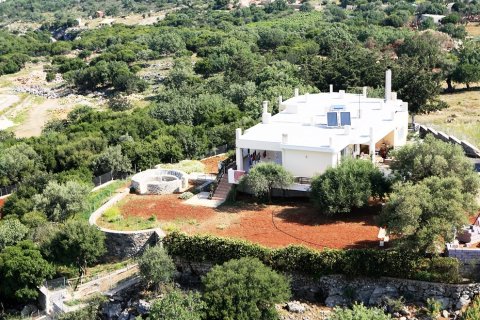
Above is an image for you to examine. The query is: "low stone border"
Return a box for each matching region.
[89,188,166,260]
[417,124,480,158]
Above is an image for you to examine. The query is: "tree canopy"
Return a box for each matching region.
[0,240,53,302]
[310,159,389,215]
[202,257,291,320]
[241,162,293,202]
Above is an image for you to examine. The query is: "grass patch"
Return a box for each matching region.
[160,160,205,173]
[416,87,480,146]
[98,214,160,231]
[77,180,128,221]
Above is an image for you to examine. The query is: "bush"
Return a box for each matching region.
[103,207,122,222]
[148,288,205,320]
[202,257,291,320]
[414,257,461,283]
[425,298,442,318]
[240,162,294,203]
[178,192,194,200]
[163,232,461,283]
[310,159,389,215]
[331,303,392,320]
[462,295,480,320]
[138,245,176,291]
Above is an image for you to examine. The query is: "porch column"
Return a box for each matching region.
[369,127,375,163]
[236,128,243,171]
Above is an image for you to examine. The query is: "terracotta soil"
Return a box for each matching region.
[116,195,380,250]
[200,154,227,174]
[0,198,5,218]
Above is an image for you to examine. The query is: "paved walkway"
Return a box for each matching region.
[184,191,225,208]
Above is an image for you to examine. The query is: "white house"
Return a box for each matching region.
[228,70,409,191]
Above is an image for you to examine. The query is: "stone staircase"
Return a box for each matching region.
[210,174,232,203]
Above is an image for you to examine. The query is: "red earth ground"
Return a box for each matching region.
[114,194,381,250]
[200,154,228,174]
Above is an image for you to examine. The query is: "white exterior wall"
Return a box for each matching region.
[393,102,409,148]
[282,149,336,178]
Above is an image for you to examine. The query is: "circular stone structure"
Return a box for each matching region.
[131,168,188,195]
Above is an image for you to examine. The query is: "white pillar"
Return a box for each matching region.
[385,69,392,101]
[235,128,243,171]
[329,84,333,93]
[369,127,375,163]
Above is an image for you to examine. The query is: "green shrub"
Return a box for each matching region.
[414,257,461,283]
[163,232,461,283]
[425,298,442,318]
[310,159,390,215]
[462,295,480,320]
[178,192,194,200]
[331,303,392,320]
[202,257,291,320]
[138,245,176,291]
[103,207,122,223]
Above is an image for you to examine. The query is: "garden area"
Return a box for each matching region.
[97,194,381,250]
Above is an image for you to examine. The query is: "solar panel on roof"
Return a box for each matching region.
[327,112,338,127]
[340,112,351,126]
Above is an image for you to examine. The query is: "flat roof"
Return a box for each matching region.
[237,92,408,153]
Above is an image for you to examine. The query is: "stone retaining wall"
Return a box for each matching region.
[173,259,476,312]
[447,245,480,278]
[88,188,165,260]
[418,124,480,158]
[104,230,162,260]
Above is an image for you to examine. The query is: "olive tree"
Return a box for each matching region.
[310,159,389,215]
[48,221,106,278]
[33,180,90,221]
[0,240,53,302]
[138,245,176,292]
[379,176,476,254]
[0,218,29,250]
[202,257,291,320]
[241,162,293,202]
[390,134,480,195]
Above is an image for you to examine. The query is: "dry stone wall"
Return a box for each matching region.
[172,259,478,312]
[418,124,480,157]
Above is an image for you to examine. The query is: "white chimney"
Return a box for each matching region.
[262,101,268,113]
[294,88,299,97]
[362,86,367,97]
[329,84,333,93]
[278,95,283,104]
[385,68,392,101]
[282,133,288,144]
